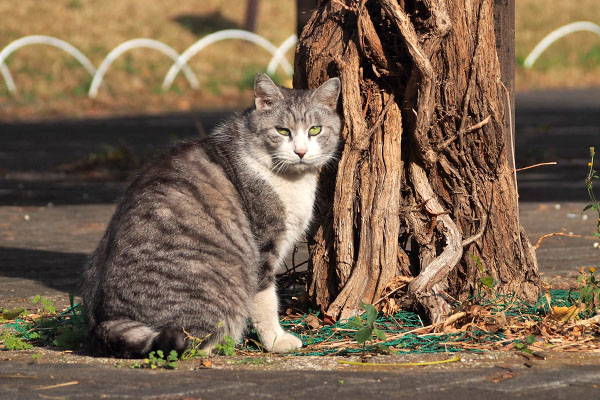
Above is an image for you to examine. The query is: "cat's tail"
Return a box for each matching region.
[88,319,189,358]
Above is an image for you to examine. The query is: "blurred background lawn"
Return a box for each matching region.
[0,0,597,121]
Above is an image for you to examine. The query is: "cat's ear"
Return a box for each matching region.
[254,73,283,111]
[312,77,341,110]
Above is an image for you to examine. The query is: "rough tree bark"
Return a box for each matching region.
[293,0,539,322]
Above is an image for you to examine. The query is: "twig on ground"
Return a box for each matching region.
[534,232,582,250]
[515,162,558,172]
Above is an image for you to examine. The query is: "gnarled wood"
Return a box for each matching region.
[295,0,539,322]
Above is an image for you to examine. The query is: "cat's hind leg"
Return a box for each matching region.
[250,283,302,353]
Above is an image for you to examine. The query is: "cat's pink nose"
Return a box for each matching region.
[295,150,306,159]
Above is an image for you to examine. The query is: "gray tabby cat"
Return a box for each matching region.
[82,74,341,358]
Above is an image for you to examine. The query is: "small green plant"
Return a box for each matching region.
[32,295,56,314]
[13,294,88,350]
[514,334,536,355]
[472,254,496,293]
[131,350,179,369]
[51,322,87,349]
[180,340,207,360]
[180,325,225,360]
[215,335,236,356]
[346,302,387,352]
[575,267,600,316]
[1,331,34,351]
[584,147,600,237]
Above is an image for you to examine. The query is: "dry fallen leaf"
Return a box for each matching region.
[484,312,507,333]
[322,313,335,326]
[303,314,322,330]
[550,305,579,322]
[381,297,399,316]
[195,359,212,369]
[571,326,584,338]
[465,304,486,317]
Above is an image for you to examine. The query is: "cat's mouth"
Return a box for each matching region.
[272,158,318,174]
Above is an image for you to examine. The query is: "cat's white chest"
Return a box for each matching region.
[268,172,317,270]
[243,154,317,271]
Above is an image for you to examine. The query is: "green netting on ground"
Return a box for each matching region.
[2,302,86,347]
[1,290,582,355]
[274,289,578,356]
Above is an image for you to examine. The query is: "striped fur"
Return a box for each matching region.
[82,74,341,358]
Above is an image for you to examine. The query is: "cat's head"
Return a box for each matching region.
[248,73,342,175]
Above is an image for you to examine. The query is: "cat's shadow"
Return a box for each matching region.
[0,247,87,295]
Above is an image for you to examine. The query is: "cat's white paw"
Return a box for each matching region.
[267,332,302,353]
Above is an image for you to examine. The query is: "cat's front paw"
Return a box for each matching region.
[268,332,302,353]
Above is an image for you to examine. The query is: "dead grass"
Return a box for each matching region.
[0,0,597,120]
[516,0,600,91]
[0,0,294,120]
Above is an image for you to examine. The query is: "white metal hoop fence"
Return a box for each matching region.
[0,29,297,98]
[2,21,597,96]
[524,21,600,68]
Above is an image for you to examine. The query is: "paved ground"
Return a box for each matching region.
[0,88,599,398]
[2,350,600,399]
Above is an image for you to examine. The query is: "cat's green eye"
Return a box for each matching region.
[308,126,322,136]
[276,127,290,136]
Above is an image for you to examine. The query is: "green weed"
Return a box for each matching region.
[32,295,56,314]
[1,331,34,351]
[514,334,536,355]
[5,294,88,350]
[345,302,387,353]
[472,254,496,295]
[215,335,236,356]
[574,267,600,316]
[180,336,208,360]
[131,350,179,369]
[583,147,600,237]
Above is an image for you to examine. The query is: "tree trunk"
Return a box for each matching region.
[293,0,539,323]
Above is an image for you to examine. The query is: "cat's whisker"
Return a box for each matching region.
[270,158,285,173]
